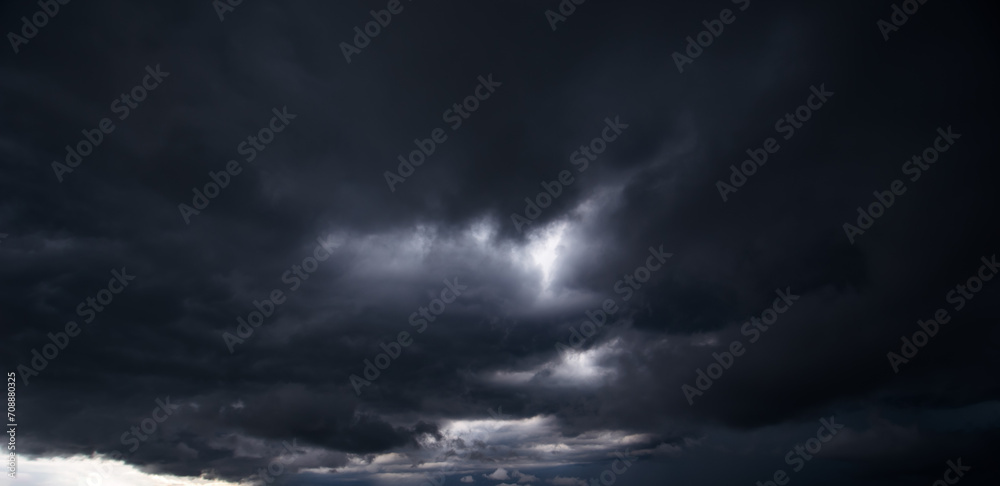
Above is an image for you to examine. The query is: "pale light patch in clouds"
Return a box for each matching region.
[439,414,552,450]
[310,412,660,481]
[484,338,624,388]
[513,469,541,482]
[525,220,569,293]
[329,451,414,476]
[484,467,511,480]
[299,217,614,321]
[314,218,577,290]
[548,340,620,384]
[466,217,497,246]
[14,455,242,486]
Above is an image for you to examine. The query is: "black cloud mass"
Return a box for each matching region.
[1,0,999,485]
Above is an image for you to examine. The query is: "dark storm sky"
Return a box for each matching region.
[2,0,999,485]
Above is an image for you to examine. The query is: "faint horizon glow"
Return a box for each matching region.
[14,455,243,486]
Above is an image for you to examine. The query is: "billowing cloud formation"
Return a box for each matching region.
[485,468,511,480]
[1,0,999,485]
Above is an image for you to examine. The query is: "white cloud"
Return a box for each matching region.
[525,220,568,292]
[12,455,242,486]
[484,467,511,480]
[460,476,475,483]
[513,470,540,483]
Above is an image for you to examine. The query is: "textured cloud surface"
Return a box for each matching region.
[2,0,999,485]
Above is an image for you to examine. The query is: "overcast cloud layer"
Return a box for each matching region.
[2,0,999,485]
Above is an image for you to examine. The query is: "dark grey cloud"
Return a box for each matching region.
[2,0,999,484]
